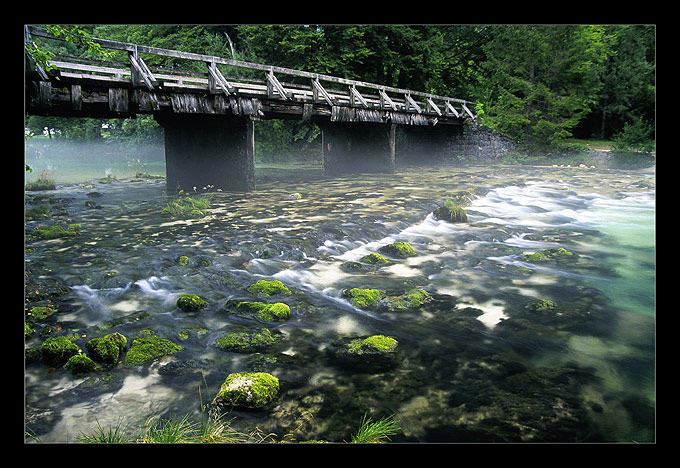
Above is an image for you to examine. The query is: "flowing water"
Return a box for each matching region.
[24,158,655,443]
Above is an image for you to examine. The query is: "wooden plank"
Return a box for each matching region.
[71,84,82,111]
[312,77,334,106]
[427,97,442,116]
[405,94,422,113]
[445,100,460,117]
[350,85,369,108]
[108,88,129,113]
[38,81,51,106]
[266,70,289,100]
[379,89,397,111]
[461,103,475,119]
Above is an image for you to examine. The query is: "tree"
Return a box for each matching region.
[477,25,614,149]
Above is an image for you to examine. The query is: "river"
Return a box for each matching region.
[24,158,655,443]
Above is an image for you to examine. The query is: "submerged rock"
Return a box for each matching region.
[215,328,279,352]
[333,335,400,372]
[522,247,574,263]
[359,252,392,265]
[342,288,382,310]
[378,241,417,258]
[86,332,127,364]
[177,294,208,312]
[125,336,182,365]
[248,279,291,296]
[41,336,79,366]
[213,372,280,409]
[64,354,97,374]
[229,300,291,321]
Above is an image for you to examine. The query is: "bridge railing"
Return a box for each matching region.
[25,25,476,120]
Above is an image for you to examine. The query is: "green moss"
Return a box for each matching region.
[378,241,417,258]
[347,335,398,355]
[125,336,182,365]
[177,294,208,312]
[404,288,431,308]
[247,279,291,296]
[41,336,80,365]
[232,301,291,321]
[25,205,52,221]
[214,372,279,409]
[31,223,81,240]
[359,252,392,265]
[215,328,277,352]
[25,322,35,337]
[26,305,56,321]
[64,354,97,374]
[342,288,382,310]
[526,299,556,312]
[176,255,189,266]
[523,248,574,263]
[86,332,127,364]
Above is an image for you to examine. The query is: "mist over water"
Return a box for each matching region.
[24,145,655,443]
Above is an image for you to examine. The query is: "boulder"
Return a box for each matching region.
[213,372,280,409]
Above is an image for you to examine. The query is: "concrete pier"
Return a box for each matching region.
[156,114,255,192]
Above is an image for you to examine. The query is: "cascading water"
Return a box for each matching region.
[24,162,655,443]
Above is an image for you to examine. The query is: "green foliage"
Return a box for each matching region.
[350,413,400,444]
[161,196,210,219]
[611,116,655,153]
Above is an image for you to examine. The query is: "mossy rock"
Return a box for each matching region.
[176,255,189,266]
[522,248,574,263]
[161,196,210,219]
[64,354,97,374]
[359,252,392,265]
[125,336,182,365]
[41,336,79,366]
[247,279,291,296]
[230,301,291,321]
[383,288,432,311]
[86,332,127,364]
[213,372,280,409]
[342,288,382,310]
[334,335,400,371]
[31,223,81,240]
[378,241,417,258]
[347,335,399,355]
[177,294,208,312]
[214,328,278,352]
[526,299,556,312]
[26,305,57,321]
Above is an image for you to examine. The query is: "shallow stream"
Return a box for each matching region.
[24,161,655,442]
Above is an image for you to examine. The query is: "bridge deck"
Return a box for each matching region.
[25,25,475,125]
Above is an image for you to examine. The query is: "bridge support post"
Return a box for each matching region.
[396,124,463,163]
[156,114,255,192]
[321,122,396,175]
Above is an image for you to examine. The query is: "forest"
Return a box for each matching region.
[25,24,656,160]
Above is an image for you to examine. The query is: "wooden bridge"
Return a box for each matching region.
[25,25,479,191]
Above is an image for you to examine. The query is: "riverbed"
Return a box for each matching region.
[24,161,655,443]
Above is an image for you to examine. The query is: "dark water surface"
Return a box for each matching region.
[24,162,655,443]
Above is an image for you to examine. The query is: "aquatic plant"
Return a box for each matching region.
[161,195,210,218]
[247,279,291,296]
[125,336,182,365]
[177,294,208,312]
[350,413,400,444]
[378,241,417,258]
[432,199,468,223]
[213,372,280,409]
[176,255,189,266]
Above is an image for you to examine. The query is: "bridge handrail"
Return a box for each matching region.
[26,25,476,117]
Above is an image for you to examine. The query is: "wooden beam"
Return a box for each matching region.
[207,60,236,96]
[461,103,475,119]
[312,76,334,106]
[405,94,422,113]
[379,89,397,111]
[445,100,460,117]
[71,84,82,111]
[350,85,369,108]
[427,97,442,116]
[128,47,156,90]
[266,69,289,100]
